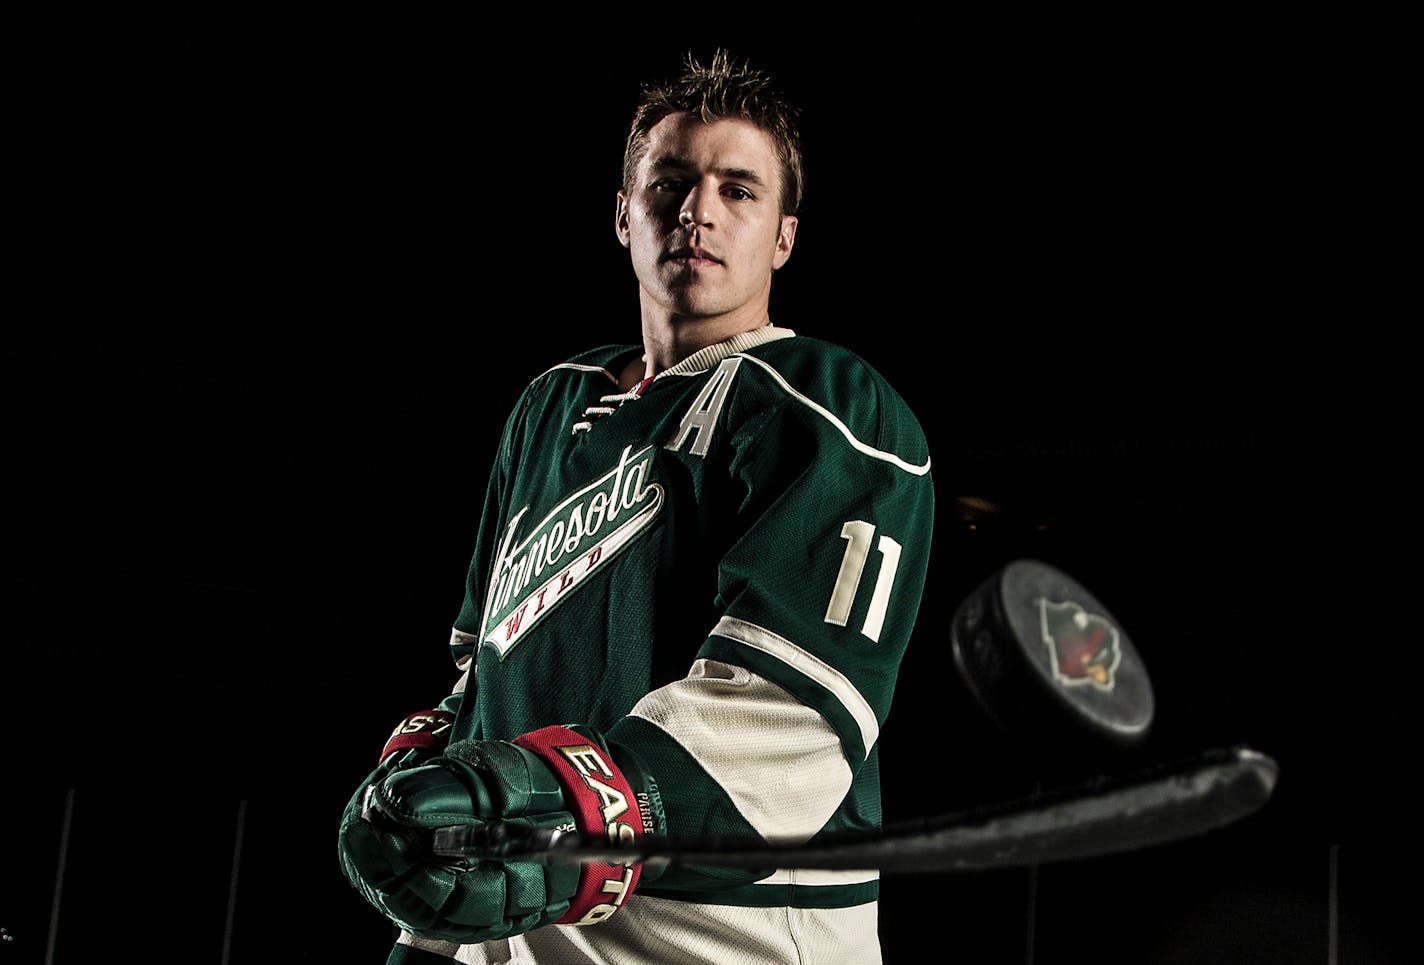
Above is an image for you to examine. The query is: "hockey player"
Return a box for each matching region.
[338,49,936,964]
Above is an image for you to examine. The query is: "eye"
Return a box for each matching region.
[723,185,755,201]
[651,178,687,193]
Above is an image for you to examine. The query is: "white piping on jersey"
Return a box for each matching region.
[628,658,855,844]
[540,361,620,383]
[637,327,930,475]
[734,353,932,476]
[534,362,625,435]
[711,616,879,762]
[566,328,795,433]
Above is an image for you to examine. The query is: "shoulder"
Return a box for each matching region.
[495,344,637,442]
[740,334,898,394]
[529,344,640,387]
[504,343,639,411]
[737,334,924,431]
[735,334,930,471]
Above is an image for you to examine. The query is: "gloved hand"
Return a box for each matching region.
[378,706,458,769]
[338,725,659,944]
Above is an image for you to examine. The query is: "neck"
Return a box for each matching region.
[637,304,772,380]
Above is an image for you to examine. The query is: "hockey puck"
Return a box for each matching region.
[950,559,1154,757]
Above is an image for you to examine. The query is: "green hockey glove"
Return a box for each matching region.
[338,725,662,944]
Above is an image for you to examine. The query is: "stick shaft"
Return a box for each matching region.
[431,745,1277,873]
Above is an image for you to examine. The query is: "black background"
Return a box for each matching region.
[5,3,1418,963]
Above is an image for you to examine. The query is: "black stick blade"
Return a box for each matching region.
[431,745,1278,874]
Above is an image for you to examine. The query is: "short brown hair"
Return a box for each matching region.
[622,49,805,216]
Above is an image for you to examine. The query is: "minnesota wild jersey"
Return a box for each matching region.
[445,325,934,910]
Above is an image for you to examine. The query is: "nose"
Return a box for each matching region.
[679,184,712,227]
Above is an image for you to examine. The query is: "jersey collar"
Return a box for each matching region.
[656,325,796,380]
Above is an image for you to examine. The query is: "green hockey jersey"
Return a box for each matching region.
[446,325,934,909]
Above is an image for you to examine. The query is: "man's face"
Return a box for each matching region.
[616,113,797,325]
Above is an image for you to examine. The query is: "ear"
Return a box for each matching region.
[771,214,798,270]
[615,191,631,249]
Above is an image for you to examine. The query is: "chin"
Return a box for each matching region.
[673,304,741,326]
[661,290,725,319]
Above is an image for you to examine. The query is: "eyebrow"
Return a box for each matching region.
[649,155,769,188]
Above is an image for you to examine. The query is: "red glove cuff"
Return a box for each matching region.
[513,725,643,926]
[379,709,456,764]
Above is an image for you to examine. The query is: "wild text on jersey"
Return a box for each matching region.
[481,445,665,658]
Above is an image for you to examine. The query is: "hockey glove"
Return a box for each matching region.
[338,725,662,944]
[379,705,458,768]
[335,705,461,925]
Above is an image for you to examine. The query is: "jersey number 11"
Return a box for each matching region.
[824,520,902,643]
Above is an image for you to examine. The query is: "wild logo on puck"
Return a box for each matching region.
[1035,598,1123,691]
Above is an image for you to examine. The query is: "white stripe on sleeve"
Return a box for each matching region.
[710,616,880,761]
[628,659,853,844]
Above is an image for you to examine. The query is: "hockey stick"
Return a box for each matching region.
[431,745,1277,873]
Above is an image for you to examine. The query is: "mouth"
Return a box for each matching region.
[663,246,722,268]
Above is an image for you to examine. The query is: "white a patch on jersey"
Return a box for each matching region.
[481,445,664,659]
[665,357,741,457]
